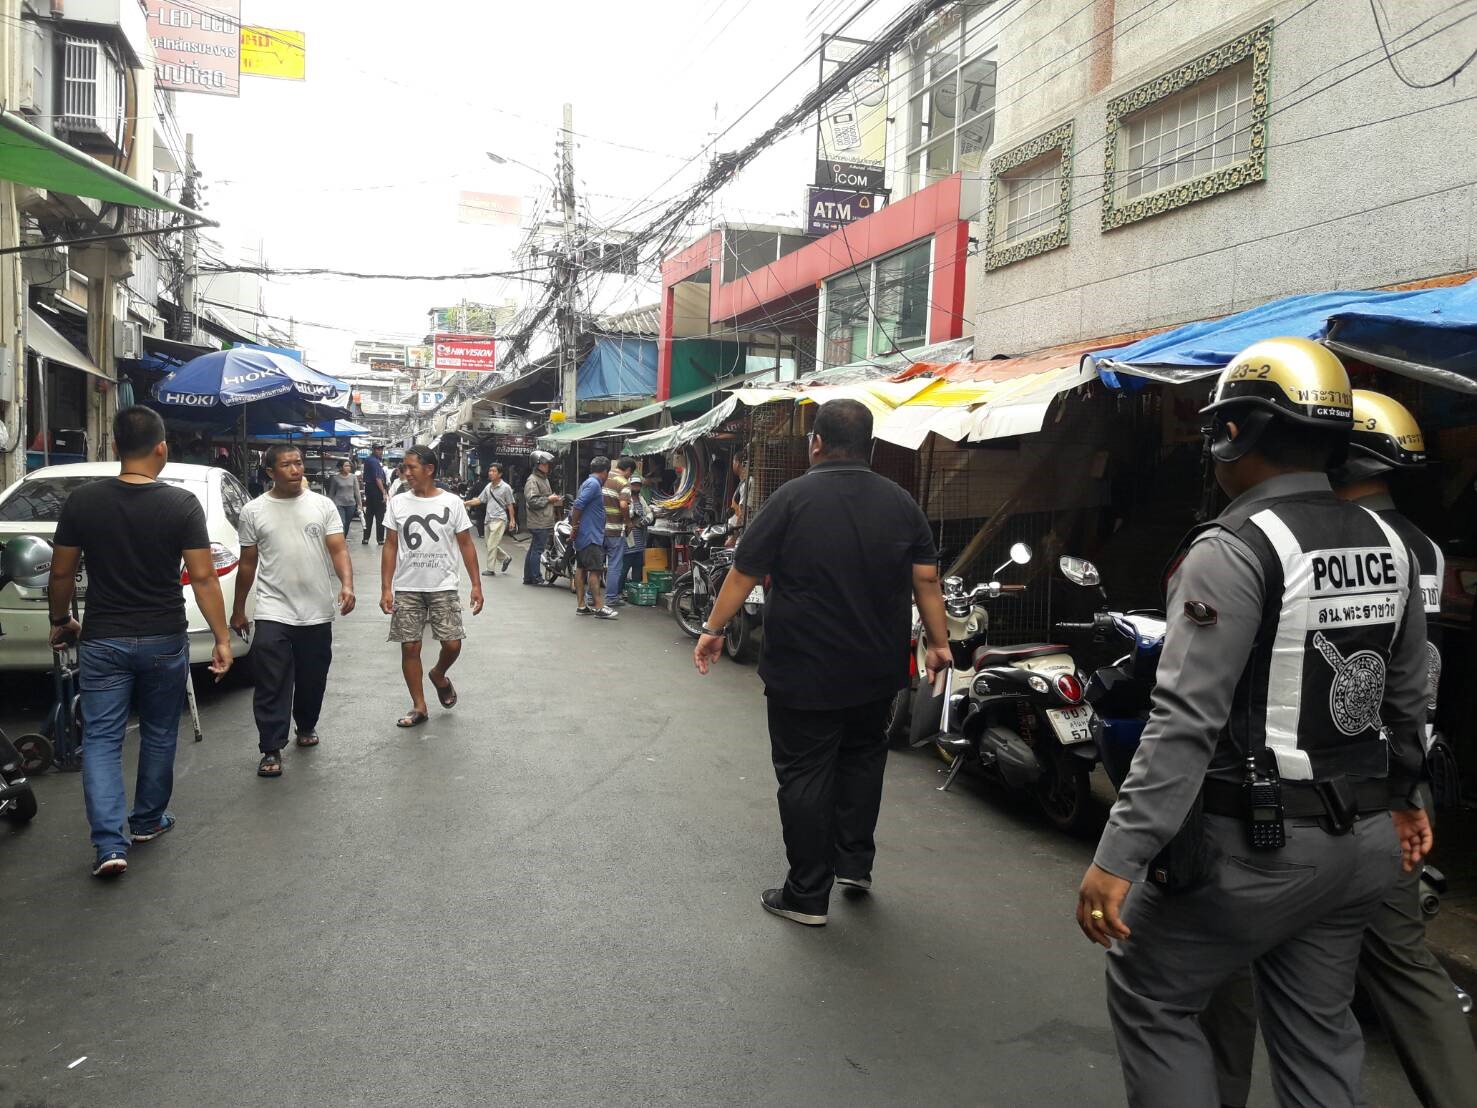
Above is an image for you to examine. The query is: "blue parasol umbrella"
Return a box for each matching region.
[152,348,349,422]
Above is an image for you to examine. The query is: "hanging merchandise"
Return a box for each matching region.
[655,444,703,511]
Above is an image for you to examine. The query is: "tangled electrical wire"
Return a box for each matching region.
[655,445,704,511]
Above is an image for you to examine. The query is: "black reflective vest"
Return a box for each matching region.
[1172,491,1414,783]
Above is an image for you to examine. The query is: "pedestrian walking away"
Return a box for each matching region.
[1201,389,1477,1108]
[231,445,356,779]
[569,456,618,618]
[603,456,635,606]
[522,449,562,585]
[46,407,233,879]
[325,459,361,539]
[1076,339,1434,1108]
[621,471,653,589]
[693,399,951,927]
[380,446,483,728]
[465,463,516,577]
[362,443,389,545]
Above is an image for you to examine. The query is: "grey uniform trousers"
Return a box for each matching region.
[1106,812,1399,1108]
[1206,854,1477,1108]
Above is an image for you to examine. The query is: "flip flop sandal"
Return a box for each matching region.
[258,752,283,777]
[397,711,430,728]
[295,732,320,747]
[432,680,457,709]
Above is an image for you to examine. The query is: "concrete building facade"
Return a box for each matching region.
[971,0,1477,354]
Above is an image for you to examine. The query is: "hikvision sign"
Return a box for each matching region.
[433,333,497,373]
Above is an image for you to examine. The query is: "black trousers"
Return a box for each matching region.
[251,620,334,753]
[766,697,890,914]
[363,496,386,543]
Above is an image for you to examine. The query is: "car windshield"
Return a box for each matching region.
[0,475,206,522]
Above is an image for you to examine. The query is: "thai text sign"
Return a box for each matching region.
[146,1,241,97]
[433,334,497,373]
[807,187,875,235]
[241,27,306,81]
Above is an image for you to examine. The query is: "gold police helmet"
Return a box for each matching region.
[1348,389,1426,470]
[1201,339,1353,462]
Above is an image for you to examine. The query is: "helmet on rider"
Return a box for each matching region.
[1200,337,1353,464]
[530,449,554,468]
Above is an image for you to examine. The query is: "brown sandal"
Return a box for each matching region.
[396,711,429,729]
[295,732,320,747]
[430,677,457,709]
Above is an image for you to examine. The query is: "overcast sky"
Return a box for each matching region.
[178,0,889,369]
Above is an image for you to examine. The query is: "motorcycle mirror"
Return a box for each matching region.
[1009,542,1032,565]
[1059,555,1101,588]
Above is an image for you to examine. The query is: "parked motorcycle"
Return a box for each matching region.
[910,544,1099,833]
[539,502,578,587]
[670,523,762,661]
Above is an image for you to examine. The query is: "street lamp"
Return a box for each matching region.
[486,151,559,191]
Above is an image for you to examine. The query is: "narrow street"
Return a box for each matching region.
[1,540,1424,1107]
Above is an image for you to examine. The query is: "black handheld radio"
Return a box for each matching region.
[1244,755,1286,850]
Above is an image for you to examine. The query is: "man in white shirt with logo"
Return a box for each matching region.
[231,444,356,778]
[381,445,483,728]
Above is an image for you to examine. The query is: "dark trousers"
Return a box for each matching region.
[251,620,334,753]
[363,497,386,543]
[524,528,550,583]
[766,697,890,914]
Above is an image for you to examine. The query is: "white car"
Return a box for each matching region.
[0,462,256,671]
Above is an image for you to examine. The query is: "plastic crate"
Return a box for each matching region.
[646,569,673,593]
[624,583,660,606]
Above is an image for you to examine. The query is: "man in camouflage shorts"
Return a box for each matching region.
[380,446,483,728]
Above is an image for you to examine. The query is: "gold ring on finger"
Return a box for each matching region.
[1090,909,1105,921]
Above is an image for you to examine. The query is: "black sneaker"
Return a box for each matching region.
[91,852,127,879]
[760,888,826,926]
[835,875,871,892]
[500,555,513,572]
[576,606,593,616]
[481,570,495,577]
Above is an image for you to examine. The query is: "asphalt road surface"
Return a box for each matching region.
[1,538,1426,1107]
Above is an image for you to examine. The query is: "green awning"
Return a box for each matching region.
[0,110,210,218]
[624,395,739,456]
[537,367,776,450]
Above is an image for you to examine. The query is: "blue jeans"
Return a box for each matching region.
[604,534,626,603]
[79,633,190,858]
[525,528,551,583]
[337,504,355,535]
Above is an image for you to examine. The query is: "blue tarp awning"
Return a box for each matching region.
[1090,279,1477,395]
[576,337,658,401]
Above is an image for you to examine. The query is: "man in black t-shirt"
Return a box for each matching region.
[694,399,952,927]
[50,407,233,880]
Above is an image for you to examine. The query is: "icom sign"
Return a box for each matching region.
[807,186,875,236]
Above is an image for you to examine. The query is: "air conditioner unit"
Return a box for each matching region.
[60,36,125,152]
[17,20,48,118]
[113,320,143,360]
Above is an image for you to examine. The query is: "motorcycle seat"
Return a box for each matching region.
[973,643,1071,666]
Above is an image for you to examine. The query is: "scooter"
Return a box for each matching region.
[672,524,763,664]
[540,503,578,586]
[913,544,1100,833]
[0,541,39,824]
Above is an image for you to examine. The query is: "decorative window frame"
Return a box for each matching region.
[984,120,1074,271]
[1101,20,1272,232]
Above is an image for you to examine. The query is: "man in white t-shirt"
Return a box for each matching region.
[231,444,356,778]
[380,445,483,728]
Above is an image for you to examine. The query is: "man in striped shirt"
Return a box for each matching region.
[602,457,635,606]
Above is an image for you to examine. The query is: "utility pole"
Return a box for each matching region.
[558,103,579,423]
[179,134,199,344]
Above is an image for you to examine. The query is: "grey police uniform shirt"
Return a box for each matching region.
[1094,472,1429,883]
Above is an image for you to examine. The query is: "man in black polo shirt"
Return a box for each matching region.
[694,399,951,926]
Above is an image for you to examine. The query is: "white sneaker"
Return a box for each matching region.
[593,607,620,620]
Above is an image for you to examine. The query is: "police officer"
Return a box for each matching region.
[1204,390,1477,1108]
[1076,339,1435,1108]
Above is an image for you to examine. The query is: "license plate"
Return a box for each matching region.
[746,585,764,604]
[1046,705,1095,745]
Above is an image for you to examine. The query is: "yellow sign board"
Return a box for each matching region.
[240,27,305,81]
